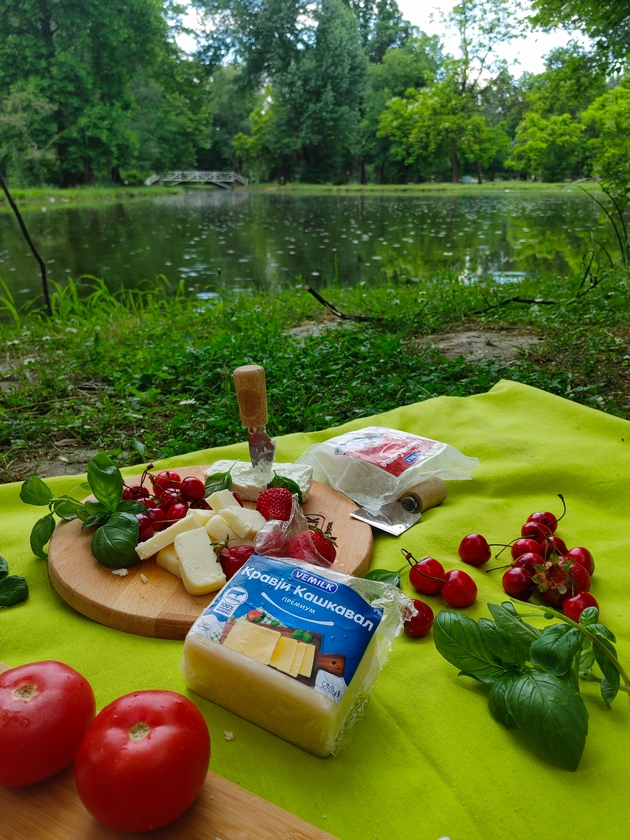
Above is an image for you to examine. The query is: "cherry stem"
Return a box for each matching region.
[557,493,566,523]
[400,549,445,582]
[485,563,510,573]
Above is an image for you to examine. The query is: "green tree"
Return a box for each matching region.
[0,88,58,185]
[504,112,584,179]
[581,80,630,203]
[531,1,630,66]
[346,0,413,62]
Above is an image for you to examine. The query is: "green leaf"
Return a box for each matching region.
[433,611,505,685]
[593,637,621,706]
[600,674,619,708]
[488,674,519,728]
[505,670,588,771]
[52,495,87,521]
[478,618,529,667]
[589,623,616,644]
[30,513,56,559]
[117,500,148,514]
[579,606,599,627]
[131,439,147,459]
[90,512,140,569]
[530,624,583,676]
[488,602,541,646]
[205,468,233,494]
[0,575,29,607]
[0,556,8,580]
[20,475,54,506]
[365,567,404,588]
[87,452,124,512]
[269,473,303,505]
[82,511,111,530]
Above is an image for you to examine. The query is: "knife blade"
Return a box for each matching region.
[233,364,276,470]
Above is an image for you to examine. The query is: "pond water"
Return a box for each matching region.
[0,187,615,302]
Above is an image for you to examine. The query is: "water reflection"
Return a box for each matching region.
[0,188,616,299]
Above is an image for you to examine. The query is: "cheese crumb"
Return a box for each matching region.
[140,573,148,584]
[111,568,129,576]
[224,731,234,741]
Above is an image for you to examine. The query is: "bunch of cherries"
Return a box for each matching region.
[121,467,215,543]
[457,494,598,622]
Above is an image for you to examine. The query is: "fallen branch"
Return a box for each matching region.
[303,284,376,322]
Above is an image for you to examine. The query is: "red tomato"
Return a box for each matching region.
[0,660,95,787]
[75,690,210,832]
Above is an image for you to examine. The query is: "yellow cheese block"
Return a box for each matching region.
[174,528,226,595]
[223,619,281,666]
[207,489,240,512]
[190,508,214,526]
[155,544,181,578]
[135,513,202,561]
[205,514,238,543]
[182,632,378,758]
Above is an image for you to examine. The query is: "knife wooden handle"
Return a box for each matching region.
[233,365,268,427]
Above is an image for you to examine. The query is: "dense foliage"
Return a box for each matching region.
[0,0,629,189]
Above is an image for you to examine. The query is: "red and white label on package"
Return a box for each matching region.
[330,428,438,477]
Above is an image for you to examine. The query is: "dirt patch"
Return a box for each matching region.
[427,329,542,362]
[4,444,100,482]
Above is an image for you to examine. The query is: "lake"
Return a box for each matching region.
[0,187,615,303]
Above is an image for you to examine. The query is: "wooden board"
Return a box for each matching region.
[0,662,337,840]
[48,467,373,640]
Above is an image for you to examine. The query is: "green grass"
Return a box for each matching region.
[248,180,591,194]
[0,184,184,212]
[0,266,629,482]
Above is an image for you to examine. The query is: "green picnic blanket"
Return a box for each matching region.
[2,379,629,840]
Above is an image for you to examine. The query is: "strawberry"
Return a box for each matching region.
[256,487,293,521]
[287,529,336,566]
[219,544,256,580]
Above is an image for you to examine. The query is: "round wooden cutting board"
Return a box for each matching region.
[47,466,373,640]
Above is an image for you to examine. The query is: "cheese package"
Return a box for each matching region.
[181,554,411,757]
[205,460,313,502]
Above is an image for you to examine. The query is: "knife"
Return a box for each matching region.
[233,365,277,471]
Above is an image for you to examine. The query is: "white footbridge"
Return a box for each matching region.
[144,171,248,189]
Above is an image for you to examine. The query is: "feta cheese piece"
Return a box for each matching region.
[135,513,202,561]
[207,489,241,512]
[156,544,181,578]
[218,506,266,540]
[205,460,313,502]
[174,528,226,595]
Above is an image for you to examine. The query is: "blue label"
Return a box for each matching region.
[191,554,383,704]
[403,451,421,464]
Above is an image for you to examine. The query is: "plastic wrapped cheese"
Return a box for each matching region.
[181,554,412,757]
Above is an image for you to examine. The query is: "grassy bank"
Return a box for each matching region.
[0,184,185,211]
[247,180,584,195]
[1,265,629,483]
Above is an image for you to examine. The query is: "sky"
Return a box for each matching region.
[178,0,587,77]
[397,0,585,75]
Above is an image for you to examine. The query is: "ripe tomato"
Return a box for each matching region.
[75,690,210,832]
[0,660,95,787]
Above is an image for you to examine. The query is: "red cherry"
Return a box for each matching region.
[190,498,211,510]
[511,538,542,560]
[180,476,206,502]
[158,488,181,512]
[521,520,551,542]
[458,534,491,567]
[540,535,568,560]
[122,484,150,501]
[441,570,477,608]
[152,470,182,495]
[565,546,595,576]
[232,492,244,507]
[527,494,566,534]
[136,496,157,510]
[502,567,534,601]
[563,592,599,623]
[513,552,543,575]
[136,514,155,543]
[408,557,446,595]
[404,599,434,637]
[165,502,189,522]
[147,507,167,532]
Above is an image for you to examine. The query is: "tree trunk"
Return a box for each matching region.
[84,160,95,185]
[476,161,483,184]
[451,139,460,184]
[376,164,384,185]
[359,161,368,184]
[109,166,122,184]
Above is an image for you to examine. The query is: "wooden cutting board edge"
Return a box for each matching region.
[0,662,339,840]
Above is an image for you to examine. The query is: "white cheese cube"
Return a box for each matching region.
[205,514,239,543]
[135,513,202,561]
[190,508,214,526]
[174,529,226,595]
[205,460,313,502]
[219,506,266,540]
[207,489,241,512]
[156,544,181,578]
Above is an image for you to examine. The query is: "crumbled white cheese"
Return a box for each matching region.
[140,573,148,584]
[111,568,129,576]
[224,731,234,741]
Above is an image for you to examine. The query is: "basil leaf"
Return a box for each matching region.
[505,670,588,771]
[365,567,403,587]
[20,475,53,506]
[589,623,616,644]
[593,637,621,706]
[579,606,599,627]
[87,452,124,512]
[530,624,583,676]
[488,602,541,646]
[91,512,140,569]
[269,473,303,505]
[600,674,619,708]
[52,495,87,521]
[30,513,56,559]
[117,500,148,514]
[205,469,233,494]
[488,674,519,728]
[0,575,29,607]
[433,611,505,685]
[478,618,529,668]
[82,511,112,530]
[0,556,8,580]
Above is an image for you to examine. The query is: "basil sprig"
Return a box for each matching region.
[0,555,28,607]
[433,602,629,771]
[20,453,141,569]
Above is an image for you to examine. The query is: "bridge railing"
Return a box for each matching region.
[144,171,248,187]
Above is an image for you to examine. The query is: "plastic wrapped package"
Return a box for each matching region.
[296,426,478,509]
[181,553,413,757]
